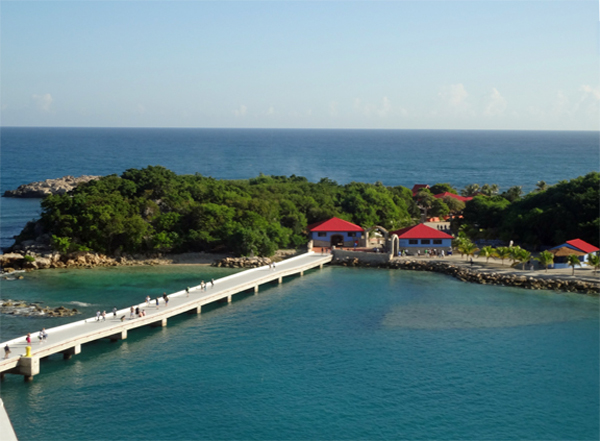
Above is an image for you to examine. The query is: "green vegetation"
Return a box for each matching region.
[566,254,581,275]
[534,250,554,272]
[38,166,418,257]
[461,172,599,247]
[585,254,600,273]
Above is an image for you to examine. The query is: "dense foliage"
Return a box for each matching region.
[461,172,599,246]
[39,166,418,256]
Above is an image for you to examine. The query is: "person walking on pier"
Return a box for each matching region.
[96,310,101,321]
[102,310,107,321]
[26,333,31,345]
[164,295,170,307]
[146,295,151,306]
[155,297,160,309]
[130,306,135,319]
[186,287,190,297]
[4,344,10,359]
[113,307,117,318]
[38,330,44,343]
[211,279,215,288]
[41,328,48,342]
[135,306,140,317]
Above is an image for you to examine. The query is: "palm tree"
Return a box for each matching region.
[534,250,554,272]
[480,183,499,196]
[585,254,599,274]
[461,183,480,197]
[494,246,511,266]
[479,245,495,263]
[459,242,479,261]
[515,248,532,270]
[508,245,523,266]
[566,254,581,275]
[535,181,548,192]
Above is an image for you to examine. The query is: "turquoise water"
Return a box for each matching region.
[1,266,598,440]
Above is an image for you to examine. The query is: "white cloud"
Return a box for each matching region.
[32,93,53,112]
[233,104,247,117]
[329,101,338,117]
[580,85,600,100]
[354,96,405,118]
[266,106,275,116]
[439,84,468,107]
[377,97,392,117]
[483,88,507,116]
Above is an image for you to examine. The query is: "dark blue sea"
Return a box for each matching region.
[0,128,598,440]
[1,127,598,250]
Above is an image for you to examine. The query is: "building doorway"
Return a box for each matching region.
[330,235,344,247]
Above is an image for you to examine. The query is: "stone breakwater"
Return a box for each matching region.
[1,299,80,317]
[213,256,273,268]
[3,175,101,198]
[333,256,599,295]
[0,251,167,273]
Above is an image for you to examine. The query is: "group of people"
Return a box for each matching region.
[415,248,449,258]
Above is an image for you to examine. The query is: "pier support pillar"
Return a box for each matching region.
[300,271,304,276]
[150,318,167,328]
[62,344,81,360]
[188,306,201,314]
[278,277,283,284]
[110,330,128,341]
[227,295,232,303]
[320,264,323,269]
[254,285,259,294]
[18,356,40,382]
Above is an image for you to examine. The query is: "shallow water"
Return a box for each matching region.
[1,266,598,440]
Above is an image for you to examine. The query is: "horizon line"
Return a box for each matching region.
[1,126,598,133]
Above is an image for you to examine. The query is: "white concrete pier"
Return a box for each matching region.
[0,252,332,381]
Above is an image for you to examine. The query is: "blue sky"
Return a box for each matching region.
[1,1,598,130]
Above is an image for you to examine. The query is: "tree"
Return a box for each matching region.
[585,253,600,273]
[493,246,511,266]
[566,254,581,275]
[458,241,479,260]
[442,196,465,214]
[508,245,523,266]
[534,250,554,272]
[535,181,548,192]
[461,183,480,197]
[479,245,495,263]
[480,184,499,196]
[514,248,532,270]
[430,183,458,195]
[414,189,437,221]
[501,186,523,202]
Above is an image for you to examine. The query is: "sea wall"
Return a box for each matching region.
[332,249,391,265]
[332,256,599,295]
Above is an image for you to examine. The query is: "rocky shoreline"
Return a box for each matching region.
[1,299,80,317]
[333,256,599,295]
[3,175,101,198]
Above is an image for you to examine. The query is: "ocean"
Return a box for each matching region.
[0,128,598,440]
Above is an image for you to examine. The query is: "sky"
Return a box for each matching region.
[1,1,598,130]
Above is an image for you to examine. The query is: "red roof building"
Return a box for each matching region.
[308,217,364,248]
[390,223,453,240]
[433,192,473,203]
[307,217,363,232]
[550,239,600,254]
[412,184,430,196]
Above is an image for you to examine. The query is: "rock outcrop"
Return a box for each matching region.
[3,175,101,198]
[1,299,80,317]
[212,256,273,268]
[332,257,599,295]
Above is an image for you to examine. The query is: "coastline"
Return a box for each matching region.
[332,253,599,295]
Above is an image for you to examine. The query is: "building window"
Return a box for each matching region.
[317,232,326,237]
[433,239,442,245]
[421,239,431,245]
[348,232,356,237]
[408,239,418,245]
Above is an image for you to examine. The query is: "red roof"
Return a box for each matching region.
[308,217,364,232]
[433,192,472,202]
[390,223,453,240]
[412,184,430,196]
[566,239,599,254]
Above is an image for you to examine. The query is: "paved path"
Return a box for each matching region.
[0,252,332,380]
